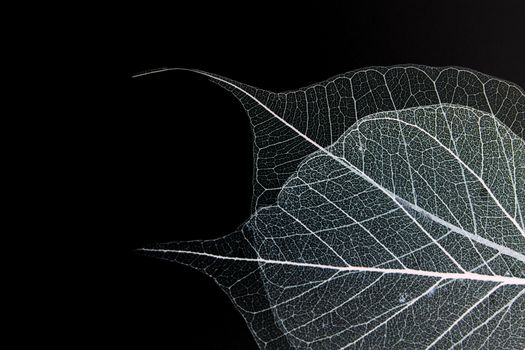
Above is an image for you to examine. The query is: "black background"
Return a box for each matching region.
[118,1,525,349]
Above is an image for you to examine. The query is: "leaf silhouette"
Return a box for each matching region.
[139,65,525,349]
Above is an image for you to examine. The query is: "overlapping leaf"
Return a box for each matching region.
[140,66,525,349]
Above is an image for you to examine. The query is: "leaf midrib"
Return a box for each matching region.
[139,248,525,285]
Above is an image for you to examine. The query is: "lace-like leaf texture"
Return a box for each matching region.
[140,66,525,350]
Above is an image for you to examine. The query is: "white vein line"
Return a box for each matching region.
[477,111,485,179]
[391,179,525,263]
[310,286,408,345]
[482,83,520,228]
[334,253,505,349]
[304,90,310,139]
[338,279,444,350]
[258,134,301,149]
[441,106,484,266]
[375,230,453,269]
[433,99,480,246]
[262,271,344,313]
[324,85,334,144]
[273,232,452,330]
[426,251,501,292]
[396,162,495,274]
[348,77,363,167]
[270,207,398,238]
[478,291,522,349]
[401,160,495,270]
[286,274,385,335]
[511,138,525,230]
[296,178,407,268]
[267,235,440,316]
[360,116,525,238]
[425,283,502,349]
[279,206,351,267]
[394,153,446,218]
[139,249,525,285]
[382,73,418,206]
[449,288,525,349]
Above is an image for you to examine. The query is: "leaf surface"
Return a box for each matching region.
[140,65,525,349]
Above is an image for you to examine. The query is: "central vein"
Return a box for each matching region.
[140,248,525,285]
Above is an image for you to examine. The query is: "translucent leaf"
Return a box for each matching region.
[140,65,525,350]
